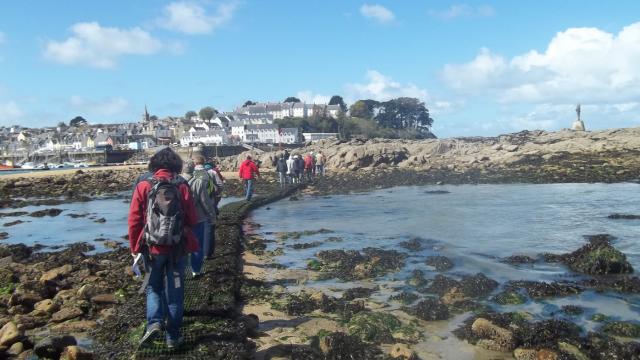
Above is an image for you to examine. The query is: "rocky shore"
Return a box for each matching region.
[1,127,640,359]
[220,127,640,185]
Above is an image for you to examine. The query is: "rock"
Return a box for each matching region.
[60,345,93,360]
[513,348,537,360]
[471,318,515,352]
[29,208,63,217]
[491,144,503,151]
[0,232,8,240]
[504,144,519,152]
[347,312,401,343]
[8,291,42,308]
[51,320,97,333]
[34,299,59,314]
[7,341,23,355]
[54,289,77,302]
[389,343,418,359]
[0,321,20,346]
[13,181,32,188]
[440,287,468,305]
[94,218,106,223]
[239,314,259,336]
[558,342,589,360]
[426,255,454,271]
[601,321,640,338]
[51,307,84,322]
[318,332,381,359]
[536,349,559,360]
[90,294,117,305]
[557,235,634,275]
[40,264,74,283]
[492,291,527,305]
[34,335,77,359]
[410,298,450,321]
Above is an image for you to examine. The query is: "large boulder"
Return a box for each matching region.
[560,235,634,275]
[471,318,516,352]
[0,321,21,347]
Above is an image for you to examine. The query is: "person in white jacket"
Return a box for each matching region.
[286,155,296,184]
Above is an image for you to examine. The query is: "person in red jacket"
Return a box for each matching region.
[128,147,198,349]
[304,152,315,182]
[238,154,260,201]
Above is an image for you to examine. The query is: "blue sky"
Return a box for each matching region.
[1,1,640,138]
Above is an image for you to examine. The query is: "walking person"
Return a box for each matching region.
[295,155,304,183]
[315,151,325,176]
[205,160,225,215]
[286,154,296,184]
[129,148,199,349]
[238,154,260,201]
[276,155,288,188]
[187,156,217,274]
[304,152,314,182]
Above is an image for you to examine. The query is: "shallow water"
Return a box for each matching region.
[247,183,640,342]
[0,195,240,252]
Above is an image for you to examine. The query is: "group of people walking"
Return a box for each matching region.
[128,148,225,349]
[275,150,325,187]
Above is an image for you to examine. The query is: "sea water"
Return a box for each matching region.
[247,183,640,331]
[0,195,240,252]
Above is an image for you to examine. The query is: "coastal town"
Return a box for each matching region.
[0,100,345,168]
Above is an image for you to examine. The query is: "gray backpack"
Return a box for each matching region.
[143,177,185,246]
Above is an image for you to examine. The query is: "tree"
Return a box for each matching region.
[69,116,87,127]
[329,95,347,112]
[375,97,433,131]
[284,97,301,103]
[149,115,158,121]
[349,99,379,119]
[185,110,197,120]
[199,106,217,121]
[243,100,257,107]
[57,121,67,128]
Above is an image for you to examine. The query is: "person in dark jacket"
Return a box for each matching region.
[276,155,287,188]
[129,148,198,349]
[295,155,305,183]
[187,156,216,276]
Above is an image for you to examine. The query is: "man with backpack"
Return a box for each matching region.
[238,154,260,201]
[276,155,287,188]
[188,156,217,273]
[128,147,198,349]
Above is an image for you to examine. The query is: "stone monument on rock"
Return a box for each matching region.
[571,104,586,131]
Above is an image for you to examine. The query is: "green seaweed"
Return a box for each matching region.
[601,321,640,338]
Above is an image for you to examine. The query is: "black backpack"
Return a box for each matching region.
[143,177,185,246]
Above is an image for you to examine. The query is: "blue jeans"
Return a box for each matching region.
[191,220,210,273]
[146,254,185,342]
[244,179,254,200]
[278,172,286,188]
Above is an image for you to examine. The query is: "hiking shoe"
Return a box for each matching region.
[166,336,184,349]
[139,322,162,346]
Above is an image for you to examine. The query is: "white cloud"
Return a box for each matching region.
[346,70,428,102]
[429,4,495,20]
[296,90,331,104]
[360,4,395,24]
[69,96,129,116]
[0,101,23,122]
[44,22,163,68]
[442,22,640,104]
[159,1,238,34]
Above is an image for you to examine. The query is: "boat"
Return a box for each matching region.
[0,165,16,171]
[20,162,36,170]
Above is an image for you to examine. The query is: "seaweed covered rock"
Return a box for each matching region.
[314,248,406,280]
[342,287,377,301]
[405,298,449,321]
[471,318,516,352]
[317,332,385,359]
[601,321,640,338]
[389,291,419,305]
[425,255,454,272]
[550,234,634,275]
[492,291,527,305]
[347,312,401,343]
[422,273,498,299]
[505,280,582,299]
[406,270,428,287]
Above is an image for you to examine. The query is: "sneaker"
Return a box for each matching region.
[139,322,162,346]
[166,336,184,349]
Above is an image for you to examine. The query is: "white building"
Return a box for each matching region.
[277,128,299,144]
[180,130,228,146]
[302,132,339,143]
[245,124,279,143]
[235,102,342,120]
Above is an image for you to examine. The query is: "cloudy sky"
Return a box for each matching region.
[1,0,639,137]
